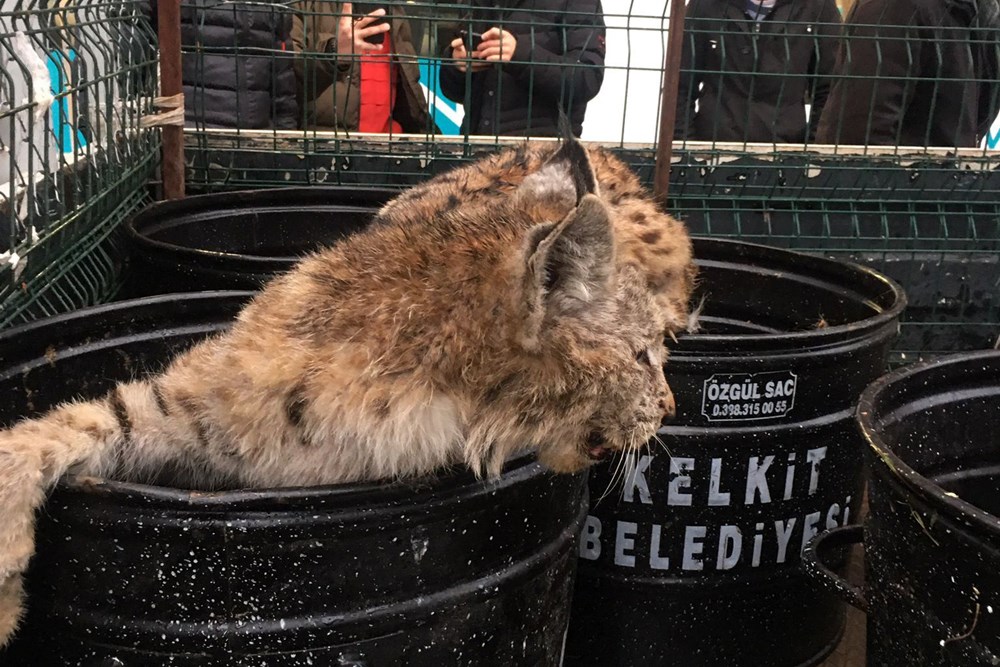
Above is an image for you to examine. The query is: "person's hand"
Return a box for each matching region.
[335,2,390,55]
[476,27,517,63]
[450,36,491,73]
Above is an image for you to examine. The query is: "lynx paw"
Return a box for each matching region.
[0,575,25,647]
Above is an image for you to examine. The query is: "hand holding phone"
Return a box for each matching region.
[449,29,491,73]
[347,2,389,47]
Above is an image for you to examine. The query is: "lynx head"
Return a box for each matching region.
[467,139,688,476]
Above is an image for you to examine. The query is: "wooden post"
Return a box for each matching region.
[157,0,185,199]
[653,0,687,203]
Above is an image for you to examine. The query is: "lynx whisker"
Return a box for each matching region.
[652,431,673,457]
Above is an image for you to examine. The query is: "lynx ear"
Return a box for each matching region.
[518,194,615,350]
[515,136,599,211]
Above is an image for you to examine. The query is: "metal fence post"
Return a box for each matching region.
[157,0,185,199]
[654,0,687,202]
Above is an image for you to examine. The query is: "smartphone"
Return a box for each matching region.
[352,2,387,46]
[458,29,483,53]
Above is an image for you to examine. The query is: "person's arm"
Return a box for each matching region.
[674,0,706,140]
[805,0,842,141]
[291,2,340,83]
[440,41,473,102]
[822,1,921,145]
[477,0,607,104]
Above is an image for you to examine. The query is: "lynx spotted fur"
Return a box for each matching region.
[0,137,695,645]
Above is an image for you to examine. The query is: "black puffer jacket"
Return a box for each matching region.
[675,0,842,143]
[816,0,1000,147]
[145,0,299,129]
[439,0,606,137]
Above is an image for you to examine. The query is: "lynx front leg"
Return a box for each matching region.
[0,398,125,645]
[0,363,256,645]
[0,446,44,644]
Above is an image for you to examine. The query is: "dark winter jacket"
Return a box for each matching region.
[675,0,842,143]
[290,1,433,133]
[815,0,1000,147]
[439,0,606,137]
[145,0,299,129]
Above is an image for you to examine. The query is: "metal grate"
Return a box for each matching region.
[668,145,1000,360]
[0,0,160,326]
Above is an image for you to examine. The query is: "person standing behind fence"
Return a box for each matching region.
[439,1,607,137]
[291,1,434,133]
[815,0,1000,147]
[138,0,299,129]
[674,0,841,143]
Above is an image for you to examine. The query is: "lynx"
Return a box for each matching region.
[0,137,696,644]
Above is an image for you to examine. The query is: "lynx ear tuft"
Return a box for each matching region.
[515,136,599,211]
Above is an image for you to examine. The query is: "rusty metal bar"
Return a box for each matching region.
[157,0,185,199]
[653,0,687,202]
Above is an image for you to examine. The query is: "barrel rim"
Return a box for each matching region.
[857,349,1000,538]
[679,237,907,350]
[54,507,584,651]
[54,452,559,512]
[0,291,254,345]
[127,204,906,347]
[125,186,396,264]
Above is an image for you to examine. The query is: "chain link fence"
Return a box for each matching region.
[0,0,159,327]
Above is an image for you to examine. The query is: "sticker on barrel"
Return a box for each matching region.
[701,371,797,421]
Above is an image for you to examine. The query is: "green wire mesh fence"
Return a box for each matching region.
[178,0,617,190]
[0,0,159,327]
[1,0,998,361]
[671,144,1000,361]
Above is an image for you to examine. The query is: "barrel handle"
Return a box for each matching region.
[801,524,868,613]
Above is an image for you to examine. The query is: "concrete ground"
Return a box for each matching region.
[819,486,870,667]
[818,543,866,667]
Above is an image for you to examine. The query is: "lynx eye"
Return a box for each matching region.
[635,349,652,366]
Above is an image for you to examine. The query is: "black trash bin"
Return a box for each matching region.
[805,350,1000,667]
[0,294,586,666]
[565,238,906,667]
[123,186,393,295]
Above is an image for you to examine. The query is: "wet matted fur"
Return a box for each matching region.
[0,137,696,644]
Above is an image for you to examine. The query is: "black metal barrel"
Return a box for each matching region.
[565,238,906,666]
[846,350,1000,666]
[123,187,393,295]
[0,294,586,666]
